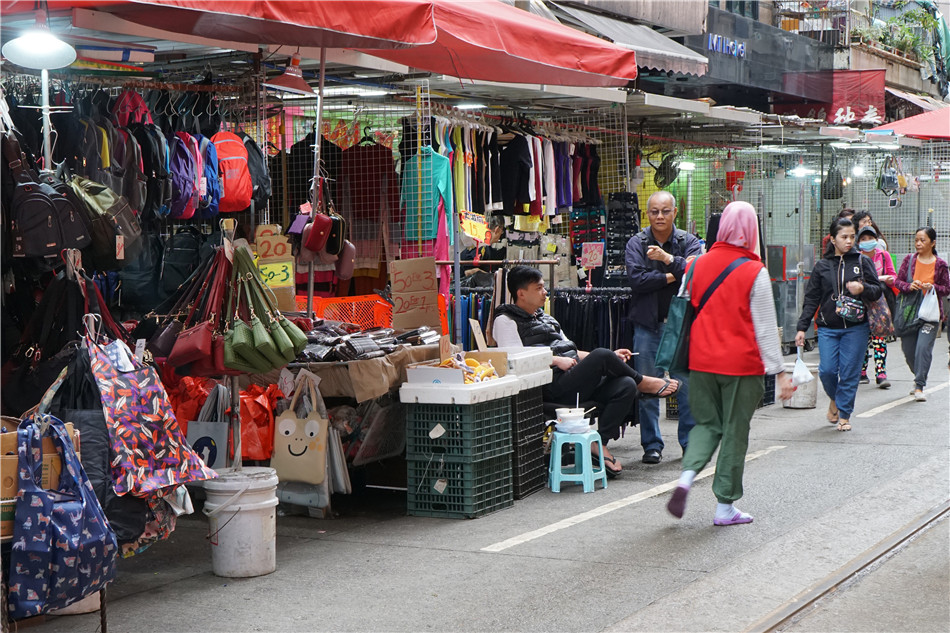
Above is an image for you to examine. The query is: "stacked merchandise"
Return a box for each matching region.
[603,191,639,286]
[296,323,442,363]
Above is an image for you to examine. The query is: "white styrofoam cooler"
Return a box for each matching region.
[515,369,552,391]
[492,347,553,376]
[399,374,521,405]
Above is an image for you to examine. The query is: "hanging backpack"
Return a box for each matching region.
[821,148,844,200]
[68,176,144,269]
[130,123,172,219]
[160,226,205,298]
[119,232,164,311]
[196,134,221,218]
[117,128,148,215]
[111,89,153,128]
[167,133,198,219]
[211,131,253,213]
[239,131,271,211]
[876,155,900,196]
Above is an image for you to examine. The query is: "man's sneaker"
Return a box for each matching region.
[914,389,927,402]
[876,374,891,389]
[859,372,870,384]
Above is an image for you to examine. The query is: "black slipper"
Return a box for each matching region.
[592,450,621,479]
[640,378,677,399]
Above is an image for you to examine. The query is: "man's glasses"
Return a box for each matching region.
[647,209,675,217]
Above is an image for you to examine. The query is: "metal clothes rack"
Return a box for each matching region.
[551,287,632,295]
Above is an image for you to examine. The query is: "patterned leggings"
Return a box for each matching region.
[862,335,888,376]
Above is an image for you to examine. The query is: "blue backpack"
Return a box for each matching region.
[197,134,221,218]
[167,134,197,219]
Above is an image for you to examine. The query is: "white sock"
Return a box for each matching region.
[678,470,697,489]
[715,503,736,519]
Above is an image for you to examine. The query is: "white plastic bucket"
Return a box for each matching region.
[203,467,279,578]
[783,362,818,409]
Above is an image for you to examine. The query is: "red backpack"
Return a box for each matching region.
[111,90,153,128]
[211,131,253,213]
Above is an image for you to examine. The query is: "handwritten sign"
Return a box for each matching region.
[390,257,440,329]
[254,224,282,243]
[580,242,605,269]
[257,235,291,260]
[460,210,488,242]
[259,259,294,288]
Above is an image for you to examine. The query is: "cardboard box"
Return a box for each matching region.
[0,499,14,540]
[405,351,508,384]
[0,423,79,501]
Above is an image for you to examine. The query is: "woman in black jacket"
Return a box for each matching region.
[795,218,883,431]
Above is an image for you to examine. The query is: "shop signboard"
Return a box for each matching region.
[774,69,885,125]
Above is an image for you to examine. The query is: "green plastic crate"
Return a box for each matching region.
[510,387,545,445]
[512,435,546,499]
[407,399,512,463]
[407,454,513,519]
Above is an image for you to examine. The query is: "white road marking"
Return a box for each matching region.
[855,381,949,418]
[481,445,787,553]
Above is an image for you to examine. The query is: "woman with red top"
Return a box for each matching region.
[894,227,950,401]
[666,201,794,527]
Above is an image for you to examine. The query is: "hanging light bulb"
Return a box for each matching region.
[723,150,735,172]
[262,53,315,96]
[2,10,76,70]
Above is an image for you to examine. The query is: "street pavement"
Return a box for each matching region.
[23,341,950,633]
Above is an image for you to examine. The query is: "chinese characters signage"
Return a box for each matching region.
[775,69,885,126]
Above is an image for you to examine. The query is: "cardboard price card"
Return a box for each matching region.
[580,242,605,269]
[460,210,488,242]
[257,235,292,260]
[258,259,294,288]
[390,257,440,329]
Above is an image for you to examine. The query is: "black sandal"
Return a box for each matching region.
[592,450,621,479]
[639,378,678,399]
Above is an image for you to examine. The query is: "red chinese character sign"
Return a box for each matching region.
[580,242,605,269]
[774,69,885,126]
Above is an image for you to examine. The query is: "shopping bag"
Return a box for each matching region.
[893,289,923,336]
[792,348,814,387]
[271,377,328,485]
[867,294,895,338]
[186,384,230,469]
[7,415,118,619]
[655,267,694,374]
[918,287,940,323]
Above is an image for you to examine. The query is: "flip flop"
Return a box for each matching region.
[592,450,621,479]
[640,378,677,399]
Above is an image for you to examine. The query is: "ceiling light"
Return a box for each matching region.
[322,86,391,98]
[2,10,76,69]
[262,53,314,96]
[455,103,486,110]
[852,164,865,177]
[679,161,696,171]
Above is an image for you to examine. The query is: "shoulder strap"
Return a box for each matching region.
[696,257,751,313]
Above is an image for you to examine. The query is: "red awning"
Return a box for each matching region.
[870,108,950,140]
[359,1,639,87]
[2,0,637,86]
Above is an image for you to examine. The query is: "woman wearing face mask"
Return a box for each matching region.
[893,227,950,401]
[856,226,896,388]
[796,219,883,431]
[851,210,888,251]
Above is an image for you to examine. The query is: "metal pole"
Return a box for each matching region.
[230,375,242,470]
[307,47,326,319]
[40,68,52,170]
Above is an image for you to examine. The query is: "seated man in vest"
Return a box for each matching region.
[492,266,679,478]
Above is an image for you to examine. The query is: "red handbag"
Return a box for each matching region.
[303,213,332,252]
[167,320,214,367]
[168,249,228,370]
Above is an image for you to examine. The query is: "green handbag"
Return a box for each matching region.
[279,313,308,356]
[243,252,307,360]
[269,316,295,363]
[223,328,261,374]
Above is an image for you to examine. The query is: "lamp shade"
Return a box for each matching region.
[1,11,76,70]
[262,53,314,96]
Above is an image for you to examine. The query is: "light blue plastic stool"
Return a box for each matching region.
[548,430,608,493]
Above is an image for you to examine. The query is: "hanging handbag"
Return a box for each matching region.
[7,414,118,620]
[833,258,865,323]
[876,155,900,196]
[656,256,751,374]
[166,277,214,368]
[335,239,356,280]
[238,246,308,358]
[323,210,347,256]
[303,213,333,253]
[821,148,844,200]
[270,378,329,485]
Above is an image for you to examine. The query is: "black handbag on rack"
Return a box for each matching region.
[821,148,844,200]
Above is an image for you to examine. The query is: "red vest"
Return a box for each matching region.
[688,243,766,376]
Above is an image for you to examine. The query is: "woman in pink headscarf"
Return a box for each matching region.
[666,201,794,526]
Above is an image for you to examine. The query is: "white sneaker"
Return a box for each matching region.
[914,390,927,402]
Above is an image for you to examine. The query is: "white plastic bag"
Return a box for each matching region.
[792,348,814,387]
[918,287,940,323]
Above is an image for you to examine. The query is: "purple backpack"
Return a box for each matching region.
[167,135,197,219]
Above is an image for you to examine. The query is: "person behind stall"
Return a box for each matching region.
[820,208,855,253]
[856,226,896,388]
[666,201,794,526]
[894,227,949,402]
[796,218,883,431]
[460,215,506,286]
[491,266,679,478]
[625,191,703,465]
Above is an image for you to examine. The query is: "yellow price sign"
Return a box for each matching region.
[258,259,294,288]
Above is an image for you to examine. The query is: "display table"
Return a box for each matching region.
[252,344,444,403]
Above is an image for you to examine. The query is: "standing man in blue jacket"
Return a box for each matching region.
[626,191,703,464]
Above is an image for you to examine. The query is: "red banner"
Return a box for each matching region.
[774,69,886,126]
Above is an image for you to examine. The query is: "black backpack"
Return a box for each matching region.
[160,226,204,298]
[119,233,164,312]
[239,132,271,211]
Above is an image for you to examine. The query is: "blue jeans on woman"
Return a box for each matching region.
[817,323,870,420]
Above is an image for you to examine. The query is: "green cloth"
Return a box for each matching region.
[401,145,453,242]
[683,371,764,504]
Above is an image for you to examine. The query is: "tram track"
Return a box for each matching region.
[746,500,950,633]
